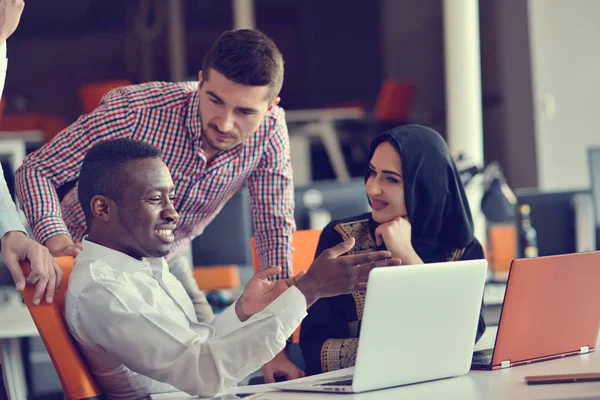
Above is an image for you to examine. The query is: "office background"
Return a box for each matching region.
[1,0,600,399]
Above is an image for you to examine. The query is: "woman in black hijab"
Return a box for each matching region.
[300,124,486,375]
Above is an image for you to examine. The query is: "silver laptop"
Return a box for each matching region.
[279,259,487,394]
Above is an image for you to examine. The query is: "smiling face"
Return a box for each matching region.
[197,68,279,160]
[365,141,408,223]
[91,157,180,259]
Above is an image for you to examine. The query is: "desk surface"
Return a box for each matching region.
[0,129,44,144]
[151,328,600,400]
[285,108,365,123]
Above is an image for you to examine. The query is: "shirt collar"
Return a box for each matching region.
[185,89,203,141]
[80,237,168,276]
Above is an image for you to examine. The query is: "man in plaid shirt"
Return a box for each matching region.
[16,29,302,381]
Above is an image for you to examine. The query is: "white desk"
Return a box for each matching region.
[0,289,39,400]
[0,130,44,203]
[0,130,44,145]
[0,139,25,178]
[0,130,44,173]
[286,108,365,185]
[483,283,506,306]
[151,328,600,400]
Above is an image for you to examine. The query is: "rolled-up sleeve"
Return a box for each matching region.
[247,114,295,279]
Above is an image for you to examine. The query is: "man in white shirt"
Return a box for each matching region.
[0,0,61,305]
[66,138,399,399]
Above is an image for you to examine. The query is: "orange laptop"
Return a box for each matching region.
[472,251,600,370]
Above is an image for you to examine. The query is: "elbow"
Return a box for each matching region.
[192,374,232,398]
[182,376,226,398]
[14,167,24,186]
[185,353,229,398]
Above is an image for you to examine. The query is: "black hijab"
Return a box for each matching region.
[366,124,475,262]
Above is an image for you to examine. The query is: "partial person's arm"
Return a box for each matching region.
[73,280,306,397]
[460,239,487,343]
[15,89,135,247]
[0,1,63,305]
[300,223,355,374]
[0,38,22,236]
[247,114,295,280]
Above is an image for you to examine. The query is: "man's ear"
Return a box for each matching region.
[267,96,281,113]
[90,195,113,223]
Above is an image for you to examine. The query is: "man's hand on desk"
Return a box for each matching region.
[295,237,401,307]
[235,266,303,322]
[1,231,62,305]
[44,234,82,258]
[262,347,306,383]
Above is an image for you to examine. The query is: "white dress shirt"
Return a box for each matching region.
[0,41,27,238]
[65,239,307,399]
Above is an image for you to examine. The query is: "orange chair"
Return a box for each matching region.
[374,79,416,122]
[324,78,415,123]
[78,80,133,115]
[250,230,322,343]
[0,112,69,143]
[20,257,103,400]
[193,265,241,292]
[486,224,517,275]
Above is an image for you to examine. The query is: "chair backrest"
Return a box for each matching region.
[486,224,517,273]
[374,79,416,122]
[250,230,322,343]
[192,264,241,292]
[250,230,322,275]
[78,80,132,114]
[21,257,103,400]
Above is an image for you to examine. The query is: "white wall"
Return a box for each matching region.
[528,0,600,190]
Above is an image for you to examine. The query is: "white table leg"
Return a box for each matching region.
[0,338,28,400]
[289,134,312,186]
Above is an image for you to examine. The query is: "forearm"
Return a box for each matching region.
[295,274,319,307]
[403,250,423,265]
[15,90,133,242]
[15,166,70,243]
[254,229,294,279]
[248,117,295,279]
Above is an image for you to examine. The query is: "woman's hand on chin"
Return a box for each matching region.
[375,217,423,265]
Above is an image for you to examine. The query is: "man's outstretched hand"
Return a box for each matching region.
[235,266,304,322]
[295,237,402,306]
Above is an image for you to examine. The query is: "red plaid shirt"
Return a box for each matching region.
[15,81,296,278]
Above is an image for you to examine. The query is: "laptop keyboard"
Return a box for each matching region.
[317,375,354,386]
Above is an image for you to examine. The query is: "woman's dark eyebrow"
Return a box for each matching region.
[370,163,402,178]
[382,170,402,178]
